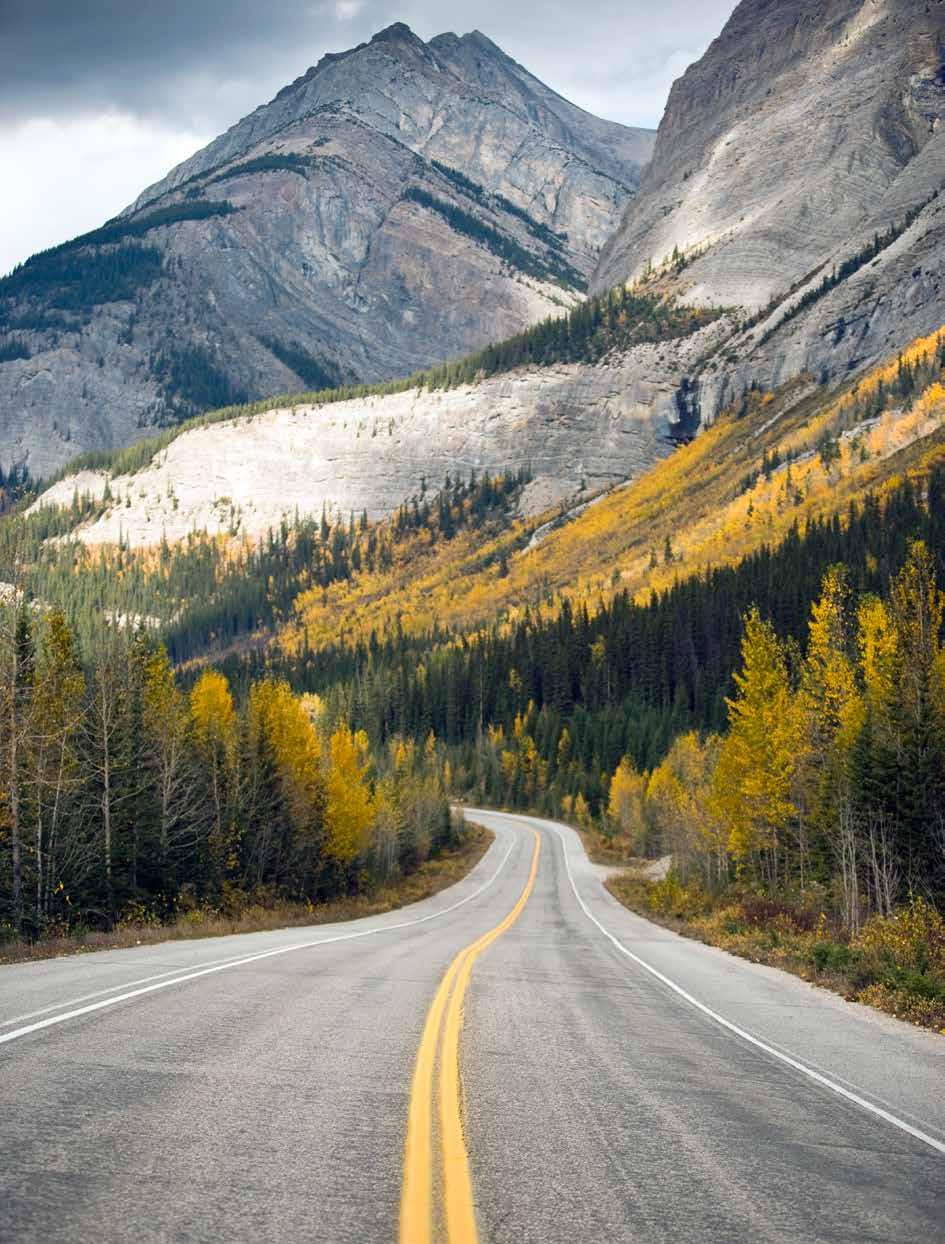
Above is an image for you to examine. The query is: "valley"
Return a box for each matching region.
[2,3,945,1241]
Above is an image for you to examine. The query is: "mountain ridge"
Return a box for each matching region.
[592,0,945,424]
[19,1,945,566]
[0,23,653,480]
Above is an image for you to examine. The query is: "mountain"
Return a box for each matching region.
[30,313,724,548]
[27,0,945,555]
[0,23,654,479]
[593,0,945,419]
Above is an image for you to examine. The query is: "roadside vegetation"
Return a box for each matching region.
[0,820,490,965]
[0,604,468,949]
[609,876,945,1031]
[598,543,945,1031]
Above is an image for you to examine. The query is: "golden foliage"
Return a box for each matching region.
[324,724,374,863]
[248,679,325,834]
[190,669,236,757]
[275,325,945,665]
[607,756,646,846]
[711,610,803,859]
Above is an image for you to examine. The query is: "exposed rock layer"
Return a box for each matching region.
[593,0,945,420]
[31,327,724,548]
[0,24,653,479]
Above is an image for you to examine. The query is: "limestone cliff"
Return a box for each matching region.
[31,324,724,549]
[593,0,945,419]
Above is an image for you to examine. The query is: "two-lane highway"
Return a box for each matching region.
[1,811,943,1242]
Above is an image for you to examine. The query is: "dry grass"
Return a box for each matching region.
[574,824,641,867]
[0,824,493,966]
[608,874,945,1034]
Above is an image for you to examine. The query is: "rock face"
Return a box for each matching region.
[0,23,653,480]
[31,325,724,549]
[25,0,945,547]
[593,0,945,419]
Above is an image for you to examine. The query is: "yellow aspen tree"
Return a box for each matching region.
[573,791,590,827]
[803,567,861,745]
[389,735,414,773]
[324,724,374,863]
[250,682,324,819]
[190,670,237,874]
[607,756,645,845]
[799,567,864,886]
[645,762,683,851]
[557,727,573,771]
[245,680,326,886]
[711,609,802,884]
[648,733,726,882]
[858,596,898,712]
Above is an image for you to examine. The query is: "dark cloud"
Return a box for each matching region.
[0,1,736,272]
[0,0,736,130]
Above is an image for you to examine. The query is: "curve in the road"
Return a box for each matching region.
[495,811,945,1159]
[400,827,541,1244]
[2,810,943,1243]
[0,835,517,1048]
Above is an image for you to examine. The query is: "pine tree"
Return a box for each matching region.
[143,645,195,897]
[886,542,945,889]
[32,611,85,926]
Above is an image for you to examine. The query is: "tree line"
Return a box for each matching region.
[39,282,719,502]
[0,610,457,942]
[756,194,935,344]
[403,186,584,290]
[5,469,528,666]
[609,543,945,928]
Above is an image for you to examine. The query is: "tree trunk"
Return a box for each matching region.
[9,727,22,932]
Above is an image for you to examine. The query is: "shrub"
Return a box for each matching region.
[855,898,945,976]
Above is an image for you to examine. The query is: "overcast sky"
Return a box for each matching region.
[0,0,736,275]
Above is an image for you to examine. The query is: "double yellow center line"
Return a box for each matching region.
[399,829,541,1244]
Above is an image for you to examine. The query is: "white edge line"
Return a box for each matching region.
[482,810,945,1159]
[0,834,519,1047]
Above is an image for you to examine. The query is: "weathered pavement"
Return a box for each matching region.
[1,810,943,1242]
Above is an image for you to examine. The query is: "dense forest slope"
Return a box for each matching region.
[12,325,945,682]
[0,23,653,479]
[264,325,945,654]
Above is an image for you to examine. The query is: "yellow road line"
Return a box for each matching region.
[400,829,541,1244]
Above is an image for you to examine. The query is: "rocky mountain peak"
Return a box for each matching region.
[370,21,424,48]
[594,0,945,305]
[0,23,654,480]
[266,22,432,109]
[592,0,945,428]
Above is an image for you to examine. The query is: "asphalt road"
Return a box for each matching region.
[1,810,943,1242]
